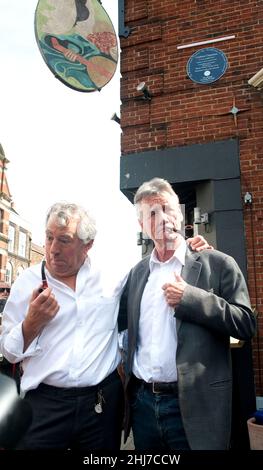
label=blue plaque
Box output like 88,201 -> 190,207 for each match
187,47 -> 228,84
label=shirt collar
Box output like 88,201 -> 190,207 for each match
149,238 -> 187,271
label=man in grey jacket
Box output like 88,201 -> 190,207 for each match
119,177 -> 256,451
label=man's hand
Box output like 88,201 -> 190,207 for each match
22,287 -> 59,352
162,274 -> 187,308
187,234 -> 213,252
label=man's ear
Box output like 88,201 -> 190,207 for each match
85,239 -> 94,253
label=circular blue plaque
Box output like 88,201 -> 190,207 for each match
186,47 -> 228,84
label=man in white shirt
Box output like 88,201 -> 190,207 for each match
1,202 -> 125,450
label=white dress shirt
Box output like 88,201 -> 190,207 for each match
0,256 -> 127,393
133,239 -> 187,383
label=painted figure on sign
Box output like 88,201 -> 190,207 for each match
35,0 -> 118,92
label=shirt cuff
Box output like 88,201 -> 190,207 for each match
3,321 -> 42,362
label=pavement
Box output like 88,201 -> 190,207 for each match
121,431 -> 135,450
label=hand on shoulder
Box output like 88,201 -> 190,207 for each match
187,235 -> 214,252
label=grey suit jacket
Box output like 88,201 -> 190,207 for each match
119,247 -> 256,450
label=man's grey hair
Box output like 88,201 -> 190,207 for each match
134,177 -> 181,220
46,202 -> 97,244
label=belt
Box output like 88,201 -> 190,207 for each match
132,375 -> 178,395
36,369 -> 119,397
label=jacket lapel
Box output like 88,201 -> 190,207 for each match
176,248 -> 202,334
181,249 -> 202,285
129,258 -> 150,348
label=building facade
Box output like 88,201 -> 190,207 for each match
0,145 -> 11,283
119,0 -> 263,447
0,144 -> 43,283
30,242 -> 44,266
7,207 -> 32,283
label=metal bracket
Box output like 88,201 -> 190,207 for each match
118,0 -> 131,37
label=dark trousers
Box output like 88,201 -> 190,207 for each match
130,379 -> 190,451
17,369 -> 124,450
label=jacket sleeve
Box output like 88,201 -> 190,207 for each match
175,252 -> 256,341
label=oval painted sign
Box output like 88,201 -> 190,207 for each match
35,0 -> 118,92
186,47 -> 228,84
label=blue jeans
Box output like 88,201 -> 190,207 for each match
130,382 -> 190,451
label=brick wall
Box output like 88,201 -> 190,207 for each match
120,0 -> 263,394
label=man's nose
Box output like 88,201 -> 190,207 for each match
50,239 -> 60,253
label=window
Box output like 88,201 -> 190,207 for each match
0,209 -> 4,233
8,225 -> 15,252
18,231 -> 27,258
16,266 -> 24,277
5,261 -> 13,284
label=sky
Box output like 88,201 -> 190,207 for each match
0,0 -> 141,274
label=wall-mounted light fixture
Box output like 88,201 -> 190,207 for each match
111,113 -> 120,124
248,68 -> 263,89
193,207 -> 201,224
200,213 -> 209,224
244,192 -> 252,204
194,207 -> 209,225
136,82 -> 152,101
